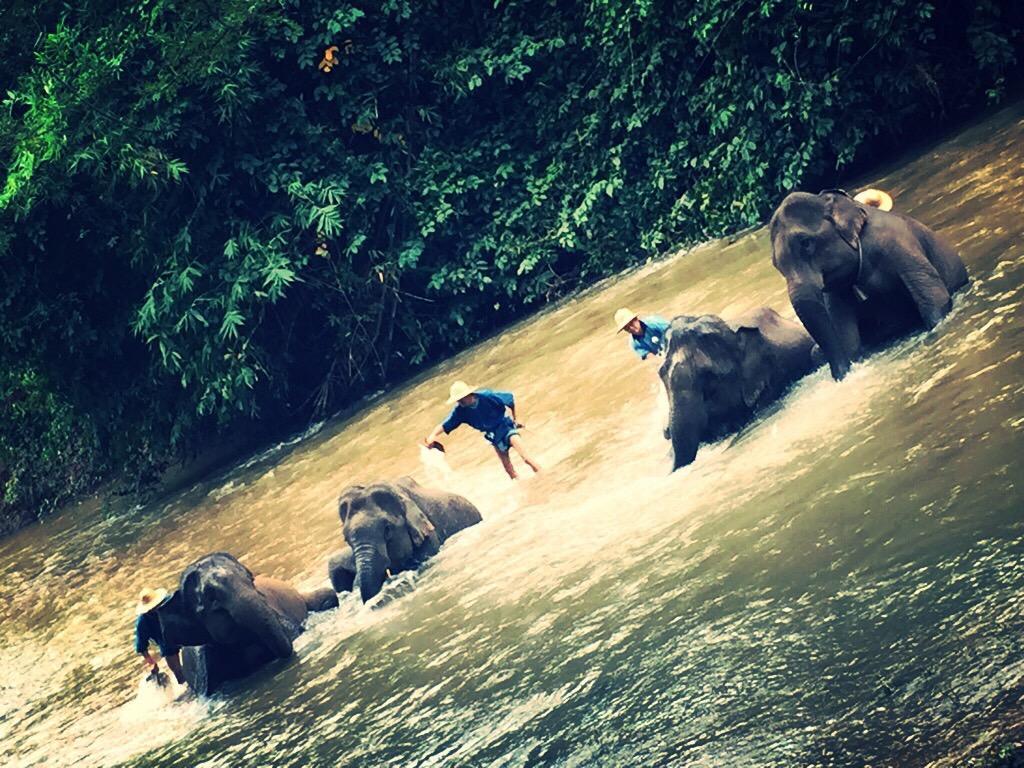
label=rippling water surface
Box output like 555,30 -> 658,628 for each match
2,107 -> 1023,768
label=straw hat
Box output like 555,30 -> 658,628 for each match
853,188 -> 894,212
614,308 -> 638,333
136,587 -> 169,616
446,380 -> 479,405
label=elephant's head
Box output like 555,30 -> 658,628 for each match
659,315 -> 753,470
159,552 -> 294,659
770,190 -> 867,379
338,484 -> 437,602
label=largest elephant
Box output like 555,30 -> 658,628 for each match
659,308 -> 820,470
155,552 -> 338,694
327,477 -> 482,602
770,189 -> 968,380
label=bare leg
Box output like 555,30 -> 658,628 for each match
164,650 -> 186,685
509,434 -> 541,473
494,446 -> 518,479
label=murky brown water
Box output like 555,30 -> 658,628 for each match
1,106 -> 1022,768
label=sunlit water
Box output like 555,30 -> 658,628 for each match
2,107 -> 1023,768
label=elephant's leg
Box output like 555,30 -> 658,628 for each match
328,547 -> 357,593
824,292 -> 861,361
181,645 -> 213,696
911,219 -> 969,291
302,586 -> 339,612
890,243 -> 954,329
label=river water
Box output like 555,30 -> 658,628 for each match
2,106 -> 1023,768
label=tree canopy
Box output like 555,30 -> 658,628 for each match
1,0 -> 1021,524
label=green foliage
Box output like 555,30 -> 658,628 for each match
0,0 -> 1021,518
0,366 -> 101,524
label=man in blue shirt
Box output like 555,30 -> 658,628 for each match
424,381 -> 541,479
615,308 -> 670,360
134,587 -> 185,684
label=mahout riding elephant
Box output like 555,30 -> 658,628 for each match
327,476 -> 482,603
770,189 -> 968,380
660,308 -> 819,470
155,552 -> 338,694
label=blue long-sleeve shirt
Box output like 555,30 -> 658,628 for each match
442,389 -> 515,434
630,316 -> 670,359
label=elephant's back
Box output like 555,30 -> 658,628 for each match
254,575 -> 309,626
401,481 -> 483,540
432,493 -> 483,540
445,494 -> 484,534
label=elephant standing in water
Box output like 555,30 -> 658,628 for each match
327,477 -> 482,602
770,189 -> 968,380
155,552 -> 338,695
660,308 -> 820,470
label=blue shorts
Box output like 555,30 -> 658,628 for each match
484,420 -> 519,453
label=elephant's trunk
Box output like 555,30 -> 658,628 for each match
788,281 -> 851,381
352,541 -> 389,603
668,391 -> 706,471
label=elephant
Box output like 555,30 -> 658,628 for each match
327,476 -> 482,603
770,189 -> 968,380
659,307 -> 820,470
155,552 -> 338,694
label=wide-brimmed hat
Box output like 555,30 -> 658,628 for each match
853,188 -> 894,212
614,308 -> 639,333
446,380 -> 479,405
136,587 -> 168,615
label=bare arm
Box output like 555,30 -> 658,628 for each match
498,392 -> 521,426
424,423 -> 447,445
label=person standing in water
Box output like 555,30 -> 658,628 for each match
134,587 -> 185,685
615,308 -> 670,361
423,381 -> 541,480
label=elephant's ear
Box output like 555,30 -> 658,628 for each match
367,485 -> 437,548
735,327 -> 773,409
823,192 -> 867,252
180,564 -> 203,612
337,485 -> 367,523
156,589 -> 212,646
402,499 -> 437,548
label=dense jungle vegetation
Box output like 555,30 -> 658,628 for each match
1,0 -> 1022,531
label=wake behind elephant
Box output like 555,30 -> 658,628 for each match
660,308 -> 820,469
770,189 -> 968,380
328,477 -> 482,602
155,552 -> 337,695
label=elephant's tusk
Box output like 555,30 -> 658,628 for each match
385,568 -> 393,579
